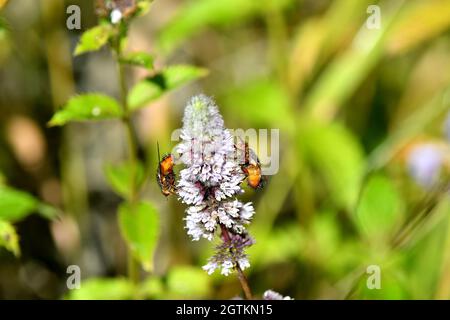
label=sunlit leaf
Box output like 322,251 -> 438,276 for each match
0,186 -> 56,222
355,174 -> 405,241
0,0 -> 7,10
289,0 -> 372,95
127,65 -> 208,110
104,161 -> 146,199
49,94 -> 122,126
118,201 -> 160,271
387,0 -> 450,56
120,51 -> 154,70
74,25 -> 113,56
66,278 -> 134,300
167,266 -> 211,298
303,2 -> 404,122
0,219 -> 20,256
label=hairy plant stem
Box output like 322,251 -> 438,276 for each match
220,224 -> 253,300
113,36 -> 140,287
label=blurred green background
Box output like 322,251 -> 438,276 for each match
0,0 -> 450,299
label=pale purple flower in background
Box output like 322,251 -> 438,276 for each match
263,289 -> 293,300
176,94 -> 255,275
408,144 -> 443,188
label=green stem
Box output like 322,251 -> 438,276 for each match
113,35 -> 140,286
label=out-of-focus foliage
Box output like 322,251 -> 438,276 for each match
104,161 -> 146,199
118,201 -> 160,271
120,51 -> 154,70
0,219 -> 20,256
49,94 -> 123,126
0,0 -> 449,300
74,24 -> 113,56
127,65 -> 208,110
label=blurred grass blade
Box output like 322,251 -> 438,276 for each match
127,65 -> 208,110
303,1 -> 404,122
387,0 -> 450,56
367,87 -> 450,171
289,0 -> 372,96
49,93 -> 123,126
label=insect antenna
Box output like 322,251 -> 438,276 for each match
157,141 -> 162,163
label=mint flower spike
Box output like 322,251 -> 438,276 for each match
176,94 -> 255,275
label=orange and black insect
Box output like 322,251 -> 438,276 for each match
156,142 -> 177,197
236,140 -> 266,190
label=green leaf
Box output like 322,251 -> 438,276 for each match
355,174 -> 405,241
66,278 -> 134,300
74,25 -> 113,56
120,52 -> 154,70
167,266 -> 211,299
0,219 -> 20,256
0,186 -> 38,222
127,65 -> 208,110
118,201 -> 160,271
49,94 -> 123,126
104,161 -> 146,199
298,121 -> 365,211
0,186 -> 57,222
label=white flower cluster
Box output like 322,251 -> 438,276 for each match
263,290 -> 293,300
176,94 -> 255,274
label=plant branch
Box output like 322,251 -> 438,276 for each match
220,224 -> 253,300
